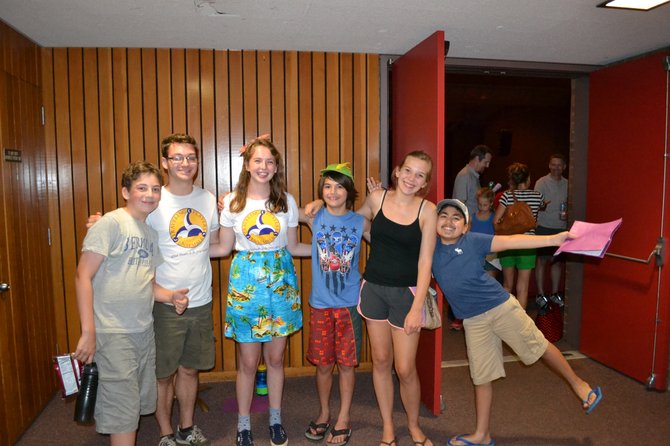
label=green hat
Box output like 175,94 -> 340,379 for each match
320,162 -> 353,180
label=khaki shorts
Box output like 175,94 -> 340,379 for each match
94,329 -> 157,434
153,302 -> 215,379
464,296 -> 548,385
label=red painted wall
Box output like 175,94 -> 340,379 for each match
582,51 -> 670,389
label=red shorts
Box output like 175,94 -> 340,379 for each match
306,306 -> 362,367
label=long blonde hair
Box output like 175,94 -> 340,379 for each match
229,137 -> 288,213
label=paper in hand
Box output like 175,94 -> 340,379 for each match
554,218 -> 622,258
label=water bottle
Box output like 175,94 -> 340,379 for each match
74,362 -> 98,424
255,363 -> 268,396
559,202 -> 568,221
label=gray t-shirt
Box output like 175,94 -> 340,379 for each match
535,174 -> 568,229
82,208 -> 163,333
453,165 -> 481,218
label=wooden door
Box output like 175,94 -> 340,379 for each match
0,71 -> 57,446
581,52 -> 670,389
390,31 -> 446,415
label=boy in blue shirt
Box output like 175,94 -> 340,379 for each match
431,199 -> 602,446
300,163 -> 369,446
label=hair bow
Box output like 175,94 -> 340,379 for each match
239,134 -> 271,156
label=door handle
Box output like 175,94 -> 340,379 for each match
0,283 -> 10,293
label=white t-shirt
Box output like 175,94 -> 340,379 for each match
219,192 -> 299,251
146,186 -> 219,308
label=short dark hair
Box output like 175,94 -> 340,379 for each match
549,153 -> 567,164
121,161 -> 162,189
160,133 -> 199,158
469,144 -> 492,161
317,171 -> 358,210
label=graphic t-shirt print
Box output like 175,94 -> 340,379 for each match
315,222 -> 360,292
169,208 -> 208,248
242,210 -> 280,245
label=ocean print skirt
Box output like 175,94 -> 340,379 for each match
224,248 -> 303,342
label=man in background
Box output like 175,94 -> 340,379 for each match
453,144 -> 493,218
534,153 -> 568,312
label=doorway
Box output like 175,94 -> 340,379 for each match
441,72 -> 574,362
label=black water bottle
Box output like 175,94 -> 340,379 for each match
74,362 -> 98,424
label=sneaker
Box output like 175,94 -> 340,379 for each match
158,435 -> 178,446
535,293 -> 549,313
549,293 -> 565,308
449,319 -> 463,331
176,425 -> 210,446
269,424 -> 288,446
236,429 -> 254,446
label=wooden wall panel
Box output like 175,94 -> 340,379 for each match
0,22 -> 55,446
83,48 -> 103,214
141,49 -> 159,167
42,47 -> 381,378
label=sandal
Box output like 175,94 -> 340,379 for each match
305,421 -> 331,442
413,437 -> 432,445
326,427 -> 352,446
380,439 -> 397,446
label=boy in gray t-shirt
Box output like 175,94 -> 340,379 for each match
73,161 -> 187,446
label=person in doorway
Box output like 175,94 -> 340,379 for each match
432,198 -> 602,446
493,162 -> 544,310
534,153 -> 569,312
453,145 -> 493,218
470,187 -> 498,278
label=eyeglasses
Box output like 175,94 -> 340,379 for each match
166,154 -> 198,164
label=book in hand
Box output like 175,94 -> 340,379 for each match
554,218 -> 623,258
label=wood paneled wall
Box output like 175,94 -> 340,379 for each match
0,21 -> 56,446
41,47 -> 380,377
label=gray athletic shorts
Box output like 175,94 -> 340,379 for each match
94,328 -> 157,434
358,280 -> 415,329
153,302 -> 216,379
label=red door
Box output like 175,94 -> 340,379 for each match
581,51 -> 670,389
391,31 -> 445,415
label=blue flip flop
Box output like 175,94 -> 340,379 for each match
448,435 -> 495,446
584,386 -> 603,414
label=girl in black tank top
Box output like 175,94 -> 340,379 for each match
354,151 -> 437,446
364,190 -> 425,287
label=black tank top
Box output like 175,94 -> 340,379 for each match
363,191 -> 424,287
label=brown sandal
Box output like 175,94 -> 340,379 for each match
380,439 -> 397,446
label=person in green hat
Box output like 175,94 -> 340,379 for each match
300,162 -> 369,446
